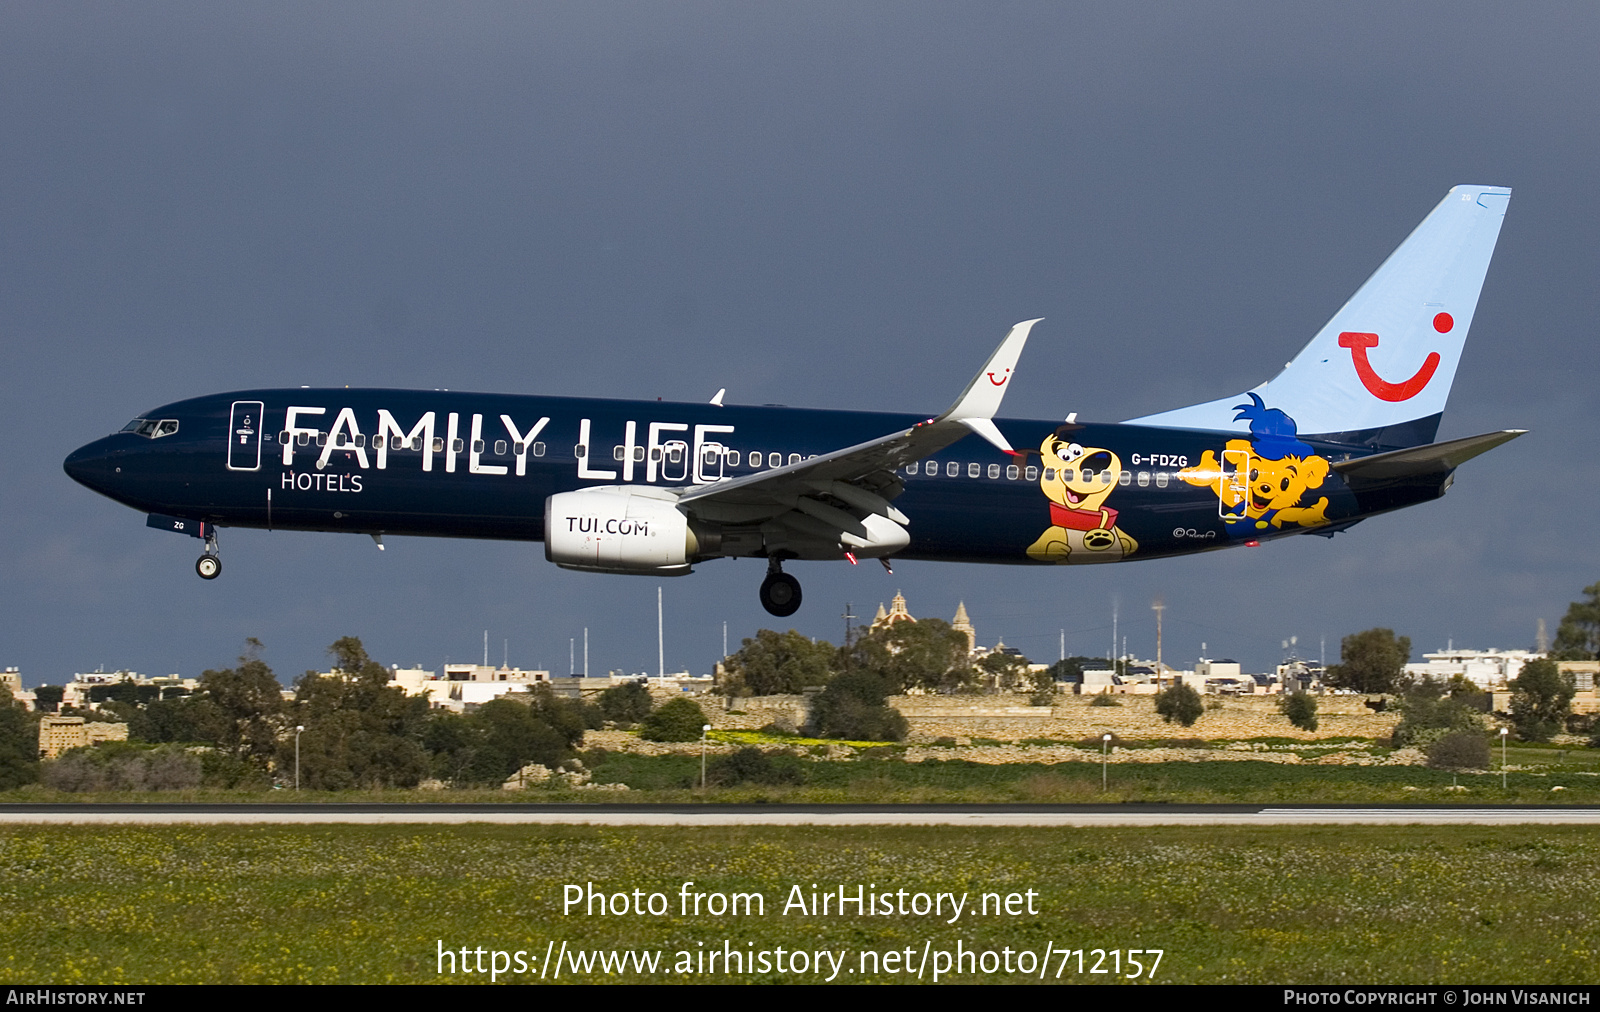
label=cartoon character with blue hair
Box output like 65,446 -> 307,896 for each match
1179,393 -> 1331,533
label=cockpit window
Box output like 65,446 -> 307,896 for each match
124,418 -> 179,439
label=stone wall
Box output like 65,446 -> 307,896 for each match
708,692 -> 1396,742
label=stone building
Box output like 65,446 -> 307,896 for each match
38,716 -> 128,759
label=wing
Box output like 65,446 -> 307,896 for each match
676,319 -> 1041,558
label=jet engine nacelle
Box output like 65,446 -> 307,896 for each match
544,486 -> 700,575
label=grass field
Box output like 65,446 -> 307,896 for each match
2,823 -> 1596,984
10,740 -> 1600,804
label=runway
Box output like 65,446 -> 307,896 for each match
3,803 -> 1600,826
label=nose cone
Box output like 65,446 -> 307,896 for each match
64,436 -> 124,497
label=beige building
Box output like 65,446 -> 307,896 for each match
385,664 -> 553,712
38,716 -> 128,759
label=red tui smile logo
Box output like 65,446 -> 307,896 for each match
1337,321 -> 1446,402
987,368 -> 1011,386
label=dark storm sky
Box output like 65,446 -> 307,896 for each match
3,3 -> 1595,684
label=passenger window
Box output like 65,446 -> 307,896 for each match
987,464 -> 1000,479
788,453 -> 801,466
1061,468 -> 1075,482
297,432 -> 310,446
532,441 -> 545,457
1138,471 -> 1150,487
473,440 -> 486,454
1043,468 -> 1056,481
1006,464 -> 1020,480
632,446 -> 645,461
906,464 -> 919,476
612,445 -> 625,461
512,441 -> 523,454
495,440 -> 507,455
1155,472 -> 1169,488
1025,465 -> 1038,481
668,446 -> 683,464
1100,470 -> 1112,486
924,461 -> 937,475
651,447 -> 663,462
769,452 -> 782,468
968,463 -> 981,478
355,434 -> 366,448
373,435 -> 386,450
1079,468 -> 1094,482
278,430 -> 290,444
946,462 -> 959,477
316,433 -> 327,446
452,439 -> 465,453
1118,471 -> 1130,486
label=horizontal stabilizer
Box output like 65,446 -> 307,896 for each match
1332,429 -> 1526,481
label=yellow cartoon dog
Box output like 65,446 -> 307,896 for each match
1027,434 -> 1138,563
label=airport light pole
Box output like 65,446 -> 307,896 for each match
1499,726 -> 1509,790
1101,733 -> 1112,792
700,724 -> 712,789
294,725 -> 304,791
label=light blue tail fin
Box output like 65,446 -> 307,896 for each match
1127,185 -> 1511,449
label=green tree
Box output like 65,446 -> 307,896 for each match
807,670 -> 908,741
843,619 -> 974,694
596,681 -> 654,724
1154,683 -> 1204,727
976,650 -> 1033,694
638,697 -> 709,742
466,697 -> 574,782
0,700 -> 39,790
719,629 -> 836,696
198,639 -> 286,764
1551,582 -> 1600,660
1324,628 -> 1411,694
33,686 -> 63,713
1390,678 -> 1486,748
127,694 -> 226,745
705,747 -> 804,787
1426,730 -> 1490,770
1282,691 -> 1319,731
280,637 -> 429,789
1044,657 -> 1103,686
1508,658 -> 1574,743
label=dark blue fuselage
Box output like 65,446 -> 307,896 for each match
64,389 -> 1447,570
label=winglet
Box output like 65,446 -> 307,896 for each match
938,319 -> 1040,452
943,319 -> 1040,421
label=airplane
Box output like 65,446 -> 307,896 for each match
65,185 -> 1522,618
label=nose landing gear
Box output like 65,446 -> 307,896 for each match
758,558 -> 801,617
195,529 -> 221,580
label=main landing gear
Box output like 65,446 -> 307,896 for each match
759,557 -> 801,617
195,529 -> 221,580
